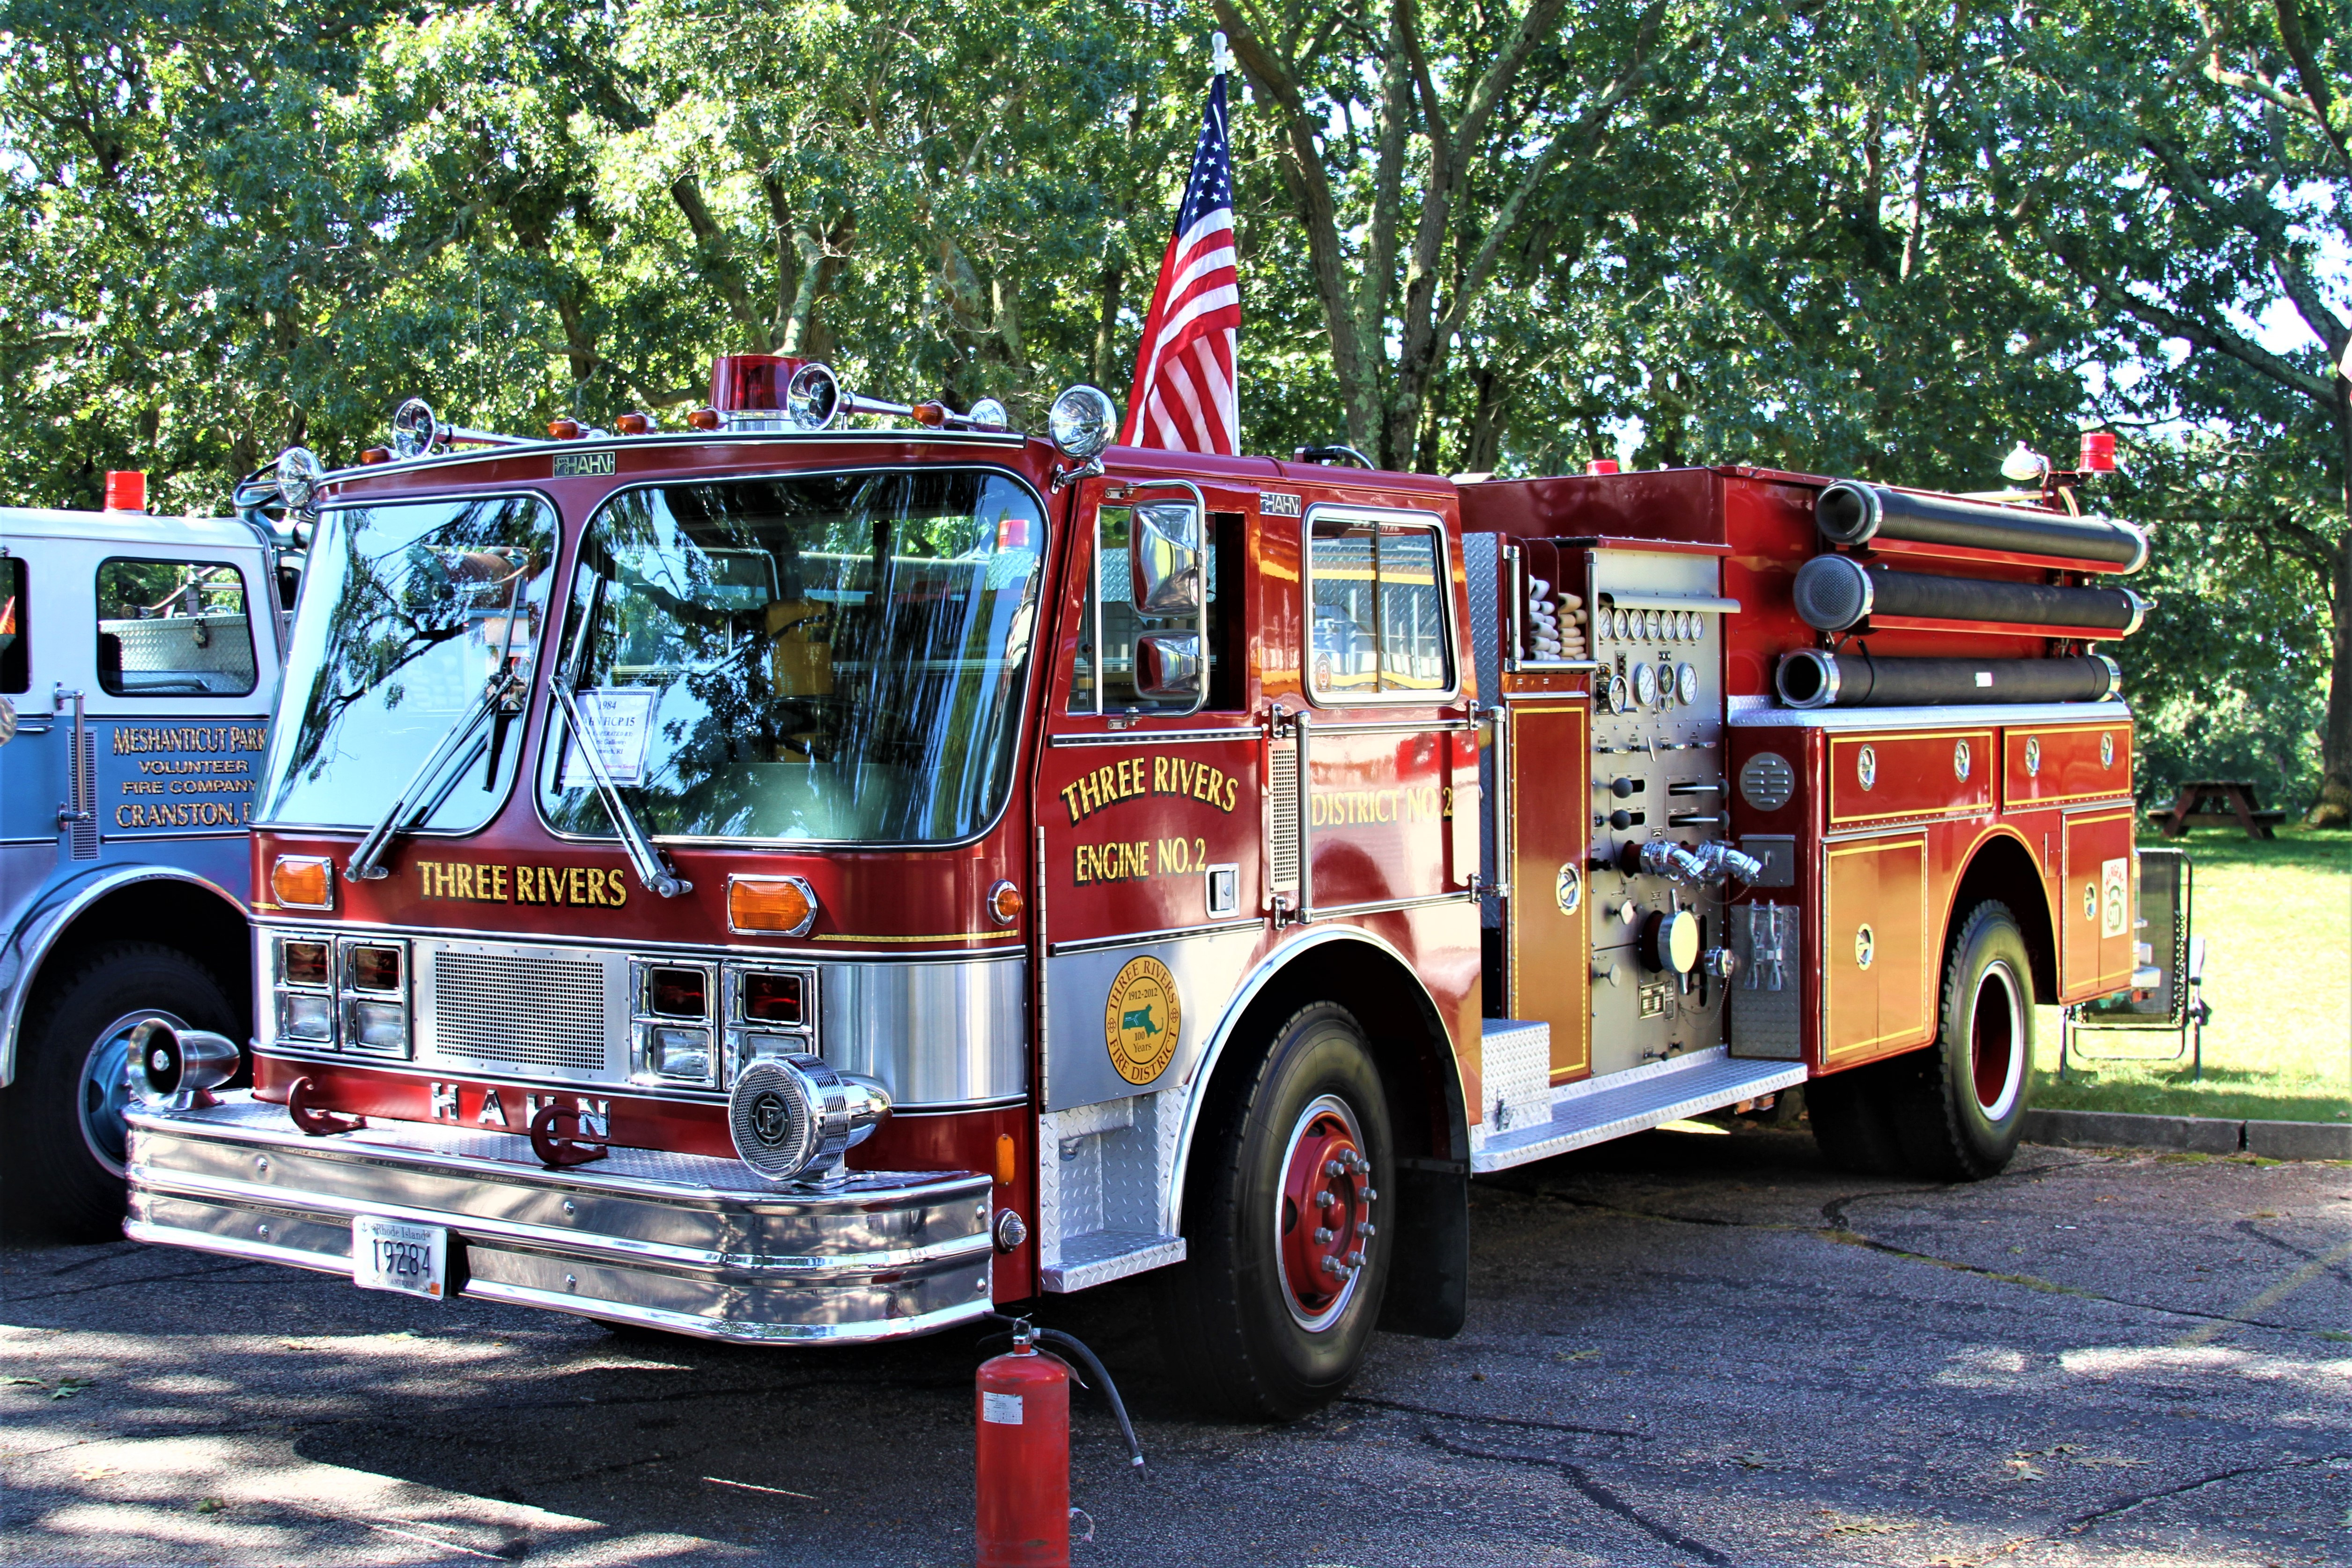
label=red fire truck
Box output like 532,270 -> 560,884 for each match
122,360 -> 2150,1418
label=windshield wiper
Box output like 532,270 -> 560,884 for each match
552,576 -> 691,899
346,667 -> 525,882
548,679 -> 691,898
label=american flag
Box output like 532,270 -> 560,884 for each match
1122,72 -> 1240,453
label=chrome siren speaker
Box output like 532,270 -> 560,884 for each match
728,1055 -> 890,1184
131,1018 -> 241,1107
784,362 -> 842,431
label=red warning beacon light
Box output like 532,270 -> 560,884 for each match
2079,431 -> 2117,473
975,1323 -> 1071,1568
103,470 -> 147,512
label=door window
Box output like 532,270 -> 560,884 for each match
95,559 -> 257,698
0,557 -> 26,693
1305,515 -> 1452,699
1069,507 -> 1240,714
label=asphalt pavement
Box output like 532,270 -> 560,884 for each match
5,1126 -> 2346,1567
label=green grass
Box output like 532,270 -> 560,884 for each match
2029,825 -> 2351,1124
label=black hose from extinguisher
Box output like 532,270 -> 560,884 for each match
984,1313 -> 1146,1472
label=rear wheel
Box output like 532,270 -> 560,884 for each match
1887,902 -> 2035,1179
1154,1002 -> 1391,1420
1807,902 -> 2035,1182
1,944 -> 235,1241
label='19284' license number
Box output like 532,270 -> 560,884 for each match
352,1216 -> 448,1300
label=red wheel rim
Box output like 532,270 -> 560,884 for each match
1276,1094 -> 1373,1330
1970,960 -> 2024,1119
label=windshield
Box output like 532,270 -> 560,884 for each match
539,470 -> 1045,844
260,496 -> 555,831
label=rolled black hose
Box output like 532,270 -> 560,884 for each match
1816,480 -> 2147,570
983,1314 -> 1146,1471
1776,648 -> 2121,708
1792,554 -> 2147,635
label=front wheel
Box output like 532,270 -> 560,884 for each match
1154,1002 -> 1392,1420
1,943 -> 236,1240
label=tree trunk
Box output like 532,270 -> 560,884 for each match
2313,378 -> 2352,825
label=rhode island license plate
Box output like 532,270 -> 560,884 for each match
352,1216 -> 447,1300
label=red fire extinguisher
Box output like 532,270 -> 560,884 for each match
975,1321 -> 1070,1568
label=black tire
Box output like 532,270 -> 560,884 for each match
1153,1002 -> 1393,1421
1882,901 -> 2035,1180
1805,1057 -> 1907,1176
1,943 -> 236,1241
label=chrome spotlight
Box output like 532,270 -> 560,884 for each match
966,397 -> 1010,432
274,446 -> 324,515
728,1054 -> 890,1185
131,1017 -> 241,1109
391,398 -> 441,459
785,363 -> 842,431
1048,385 -> 1117,460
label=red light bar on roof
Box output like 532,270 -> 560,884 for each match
708,354 -> 811,414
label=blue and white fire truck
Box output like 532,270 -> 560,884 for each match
0,493 -> 295,1236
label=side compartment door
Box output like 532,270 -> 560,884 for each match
1820,832 -> 1930,1068
1504,698 -> 1592,1082
2061,808 -> 2137,1000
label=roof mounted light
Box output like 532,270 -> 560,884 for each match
786,362 -> 842,431
389,395 -> 530,457
1999,442 -> 2050,485
391,397 -> 439,459
274,447 -> 324,514
967,398 -> 1010,432
1049,385 -> 1117,460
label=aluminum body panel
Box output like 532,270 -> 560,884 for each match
820,954 -> 1027,1106
124,1094 -> 994,1343
1726,695 -> 2130,731
1041,925 -> 1262,1112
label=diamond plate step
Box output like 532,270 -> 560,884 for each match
1469,1046 -> 1807,1172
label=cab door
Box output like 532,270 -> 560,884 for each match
1036,476 -> 1263,1115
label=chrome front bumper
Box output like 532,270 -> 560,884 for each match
124,1095 -> 995,1343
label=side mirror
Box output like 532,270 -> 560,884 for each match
1130,501 -> 1202,614
1133,633 -> 1203,701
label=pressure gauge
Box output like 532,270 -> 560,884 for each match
1633,662 -> 1659,708
1678,611 -> 1695,640
1608,673 -> 1630,712
1676,662 -> 1699,704
1644,608 -> 1661,641
1688,612 -> 1705,640
1611,608 -> 1628,640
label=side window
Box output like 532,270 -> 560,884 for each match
1306,516 -> 1452,699
1069,507 -> 1240,714
0,556 -> 27,694
96,559 -> 258,698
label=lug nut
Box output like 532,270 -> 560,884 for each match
1314,1226 -> 1335,1244
1324,1159 -> 1345,1178
1360,1186 -> 1378,1203
1345,1250 -> 1365,1266
1359,1222 -> 1377,1237
1321,1256 -> 1343,1276
1315,1190 -> 1336,1210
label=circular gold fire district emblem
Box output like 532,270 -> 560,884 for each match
1104,956 -> 1181,1086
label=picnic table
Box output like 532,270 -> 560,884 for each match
2148,779 -> 2284,841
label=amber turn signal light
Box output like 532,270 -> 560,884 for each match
548,417 -> 583,440
271,856 -> 335,910
359,447 -> 392,465
728,875 -> 819,936
986,879 -> 1024,927
686,406 -> 723,432
616,412 -> 655,435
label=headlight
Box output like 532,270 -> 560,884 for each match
648,1026 -> 712,1081
1048,385 -> 1117,459
347,1000 -> 407,1052
728,1055 -> 890,1185
275,446 -> 324,513
279,993 -> 335,1042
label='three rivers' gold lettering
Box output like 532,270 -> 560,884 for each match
416,861 -> 630,908
1061,754 -> 1240,825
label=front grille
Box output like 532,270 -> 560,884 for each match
431,950 -> 608,1072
